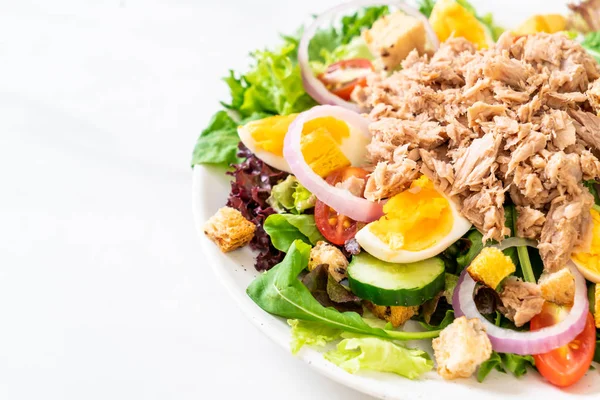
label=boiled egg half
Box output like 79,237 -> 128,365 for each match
571,208 -> 600,283
355,176 -> 472,263
238,113 -> 370,176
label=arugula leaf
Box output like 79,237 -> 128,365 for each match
246,241 -> 442,341
324,334 -> 433,379
263,214 -> 324,252
288,319 -> 341,354
582,32 -> 600,64
191,111 -> 267,166
584,180 -> 600,206
267,176 -> 316,214
477,351 -> 535,382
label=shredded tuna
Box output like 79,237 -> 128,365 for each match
362,32 -> 600,269
498,277 -> 545,327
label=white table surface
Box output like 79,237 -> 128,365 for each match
0,1 -> 567,399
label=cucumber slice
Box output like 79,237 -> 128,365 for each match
348,253 -> 445,306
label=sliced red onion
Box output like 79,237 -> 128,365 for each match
453,261 -> 589,355
283,105 -> 384,222
299,0 -> 439,111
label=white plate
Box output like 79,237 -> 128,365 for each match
192,1 -> 600,396
193,165 -> 599,399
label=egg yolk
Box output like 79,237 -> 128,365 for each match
513,14 -> 567,35
245,114 -> 351,177
429,0 -> 489,49
572,209 -> 600,274
369,176 -> 454,252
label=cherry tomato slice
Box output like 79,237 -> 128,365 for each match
530,302 -> 596,387
314,167 -> 369,245
318,59 -> 374,101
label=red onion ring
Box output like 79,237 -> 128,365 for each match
298,0 -> 439,111
283,105 -> 384,222
453,259 -> 589,355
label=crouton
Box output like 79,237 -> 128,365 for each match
467,247 -> 516,289
432,316 -> 492,380
365,301 -> 418,328
595,284 -> 600,329
538,268 -> 575,306
203,207 -> 255,253
308,241 -> 349,282
362,12 -> 426,71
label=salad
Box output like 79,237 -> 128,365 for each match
194,0 -> 600,388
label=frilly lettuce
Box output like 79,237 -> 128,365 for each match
324,334 -> 434,379
267,175 -> 316,214
288,319 -> 341,354
288,320 -> 434,379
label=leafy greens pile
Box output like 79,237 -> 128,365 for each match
191,6 -> 389,168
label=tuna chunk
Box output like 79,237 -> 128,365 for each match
364,155 -> 420,201
541,110 -> 576,150
587,79 -> 600,112
544,152 -> 582,195
570,110 -> 600,151
507,131 -> 547,174
460,180 -> 507,242
452,132 -> 502,195
466,102 -> 506,129
516,206 -> 546,239
498,277 -> 545,327
482,56 -> 532,89
539,191 -> 594,272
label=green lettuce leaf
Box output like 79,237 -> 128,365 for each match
310,37 -> 374,75
324,334 -> 433,379
308,6 -> 388,63
267,176 -> 316,214
582,32 -> 600,63
477,351 -> 505,382
246,241 -> 442,341
263,214 -> 324,252
288,319 -> 342,354
191,111 -> 267,166
477,351 -> 535,382
417,0 -> 436,17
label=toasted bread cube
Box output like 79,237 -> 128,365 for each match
362,12 -> 426,71
538,268 -> 575,306
204,207 -> 255,253
467,247 -> 516,289
308,241 -> 349,282
432,316 -> 492,380
365,301 -> 418,328
595,284 -> 600,329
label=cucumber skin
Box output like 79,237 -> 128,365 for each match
348,264 -> 445,307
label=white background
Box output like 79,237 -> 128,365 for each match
0,1 -> 568,399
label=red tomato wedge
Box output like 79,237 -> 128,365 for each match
530,302 -> 596,387
317,59 -> 374,101
314,167 -> 369,245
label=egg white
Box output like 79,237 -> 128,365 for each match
571,258 -> 600,283
237,119 -> 371,173
238,125 -> 292,173
355,197 -> 472,264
